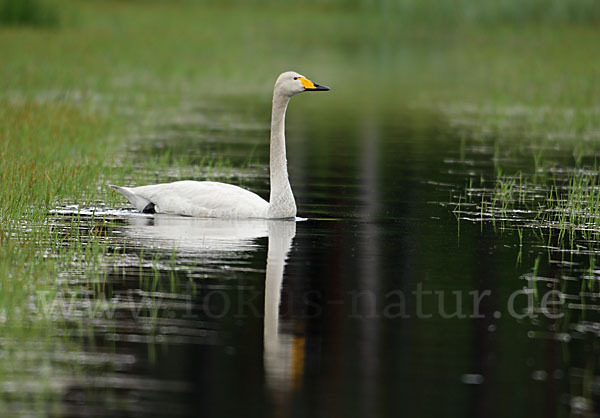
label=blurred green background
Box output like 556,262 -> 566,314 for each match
2,0 -> 599,116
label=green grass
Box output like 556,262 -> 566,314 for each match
0,99 -> 120,412
0,0 -> 58,27
209,0 -> 600,24
0,101 -> 108,217
454,166 -> 600,250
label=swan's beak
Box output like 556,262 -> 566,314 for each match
299,77 -> 330,92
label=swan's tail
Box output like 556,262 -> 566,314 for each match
109,185 -> 151,212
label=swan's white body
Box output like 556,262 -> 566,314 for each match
111,71 -> 329,219
111,181 -> 270,218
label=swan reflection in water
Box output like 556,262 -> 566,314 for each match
121,215 -> 303,395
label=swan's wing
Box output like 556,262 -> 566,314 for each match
112,181 -> 269,218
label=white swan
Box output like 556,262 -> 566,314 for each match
110,71 -> 329,219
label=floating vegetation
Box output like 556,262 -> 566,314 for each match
454,166 -> 600,249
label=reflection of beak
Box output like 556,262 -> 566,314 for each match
299,77 -> 330,91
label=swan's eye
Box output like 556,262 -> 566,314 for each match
293,77 -> 298,80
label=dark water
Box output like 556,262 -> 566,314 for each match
43,100 -> 600,417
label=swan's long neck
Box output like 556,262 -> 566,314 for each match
268,93 -> 296,218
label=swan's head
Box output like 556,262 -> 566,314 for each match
274,71 -> 330,97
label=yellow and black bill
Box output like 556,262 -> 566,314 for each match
298,77 -> 330,91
